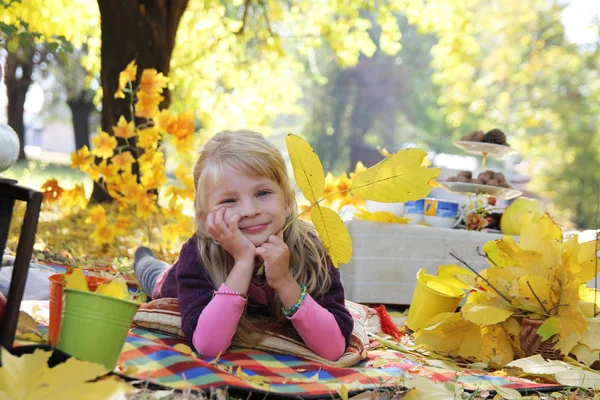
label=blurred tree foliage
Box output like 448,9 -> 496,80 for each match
400,0 -> 600,228
302,15 -> 449,173
3,0 -> 600,228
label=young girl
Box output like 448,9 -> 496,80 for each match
134,130 -> 353,361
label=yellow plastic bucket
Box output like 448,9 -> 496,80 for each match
406,269 -> 465,331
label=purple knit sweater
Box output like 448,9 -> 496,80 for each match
158,235 -> 354,347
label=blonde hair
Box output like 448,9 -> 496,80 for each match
192,130 -> 332,338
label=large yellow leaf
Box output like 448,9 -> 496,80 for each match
354,209 -> 411,224
436,264 -> 475,291
482,239 -> 516,268
518,213 -> 562,278
96,277 -> 130,300
310,206 -> 352,267
457,324 -> 514,368
576,240 -> 600,283
555,369 -> 600,389
460,303 -> 514,326
348,148 -> 440,202
64,268 -> 89,292
413,313 -> 472,354
517,275 -> 553,311
286,134 -> 325,204
571,344 -> 600,367
0,347 -> 133,399
403,376 -> 457,400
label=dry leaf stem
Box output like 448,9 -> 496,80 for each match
447,250 -> 513,305
525,281 -> 548,313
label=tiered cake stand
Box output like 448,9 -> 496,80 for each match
437,141 -> 523,201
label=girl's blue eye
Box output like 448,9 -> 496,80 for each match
257,190 -> 271,197
220,199 -> 236,204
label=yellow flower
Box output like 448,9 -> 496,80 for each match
114,60 -> 137,99
115,216 -> 135,235
137,126 -> 161,149
70,146 -> 93,171
171,135 -> 195,154
138,149 -> 164,173
135,90 -> 164,119
157,110 -> 195,140
41,179 -> 64,204
60,184 -> 88,209
85,205 -> 107,225
91,223 -> 116,245
118,171 -> 145,199
174,164 -> 194,191
113,116 -> 135,139
139,69 -> 169,94
111,151 -> 135,172
141,168 -> 167,190
136,193 -> 158,219
91,131 -> 118,159
161,223 -> 183,244
377,146 -> 391,158
96,159 -> 120,183
349,161 -> 367,179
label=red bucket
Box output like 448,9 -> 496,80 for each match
48,272 -> 109,347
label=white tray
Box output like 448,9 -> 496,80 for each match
454,141 -> 518,157
438,181 -> 523,200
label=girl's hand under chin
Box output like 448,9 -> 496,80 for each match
256,234 -> 293,291
206,207 -> 256,263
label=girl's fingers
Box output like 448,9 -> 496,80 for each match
227,213 -> 241,230
268,234 -> 283,245
214,207 -> 227,231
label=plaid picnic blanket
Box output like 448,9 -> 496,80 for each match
119,328 -> 562,397
16,300 -> 562,397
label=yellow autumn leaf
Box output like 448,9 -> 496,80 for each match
413,312 -> 472,354
517,275 -> 553,311
0,347 -> 133,399
457,324 -> 514,368
64,268 -> 89,292
436,264 -> 475,291
482,239 -> 516,268
15,311 -> 44,343
348,148 -> 440,203
337,384 -> 349,400
460,303 -> 514,326
571,344 -> 600,367
95,277 -> 130,300
286,133 -> 325,204
575,240 -> 600,283
507,354 -> 571,375
173,343 -> 197,357
403,376 -> 457,400
555,368 -> 600,389
354,209 -> 411,224
310,206 -> 352,267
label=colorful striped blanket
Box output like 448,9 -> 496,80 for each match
16,300 -> 562,397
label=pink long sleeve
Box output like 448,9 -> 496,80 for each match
288,294 -> 347,361
192,283 -> 247,357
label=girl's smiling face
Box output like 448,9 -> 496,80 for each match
205,167 -> 291,246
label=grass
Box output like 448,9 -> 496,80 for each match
2,158 -> 92,193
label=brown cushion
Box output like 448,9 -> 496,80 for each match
133,298 -> 375,367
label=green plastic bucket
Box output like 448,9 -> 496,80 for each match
57,287 -> 140,370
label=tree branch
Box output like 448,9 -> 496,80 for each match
236,0 -> 252,35
448,250 -> 513,305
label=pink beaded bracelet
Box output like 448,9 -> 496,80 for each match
212,290 -> 248,299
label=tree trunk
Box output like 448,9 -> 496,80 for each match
5,51 -> 34,161
92,0 -> 189,203
67,96 -> 93,150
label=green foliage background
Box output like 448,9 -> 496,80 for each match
2,0 -> 600,229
